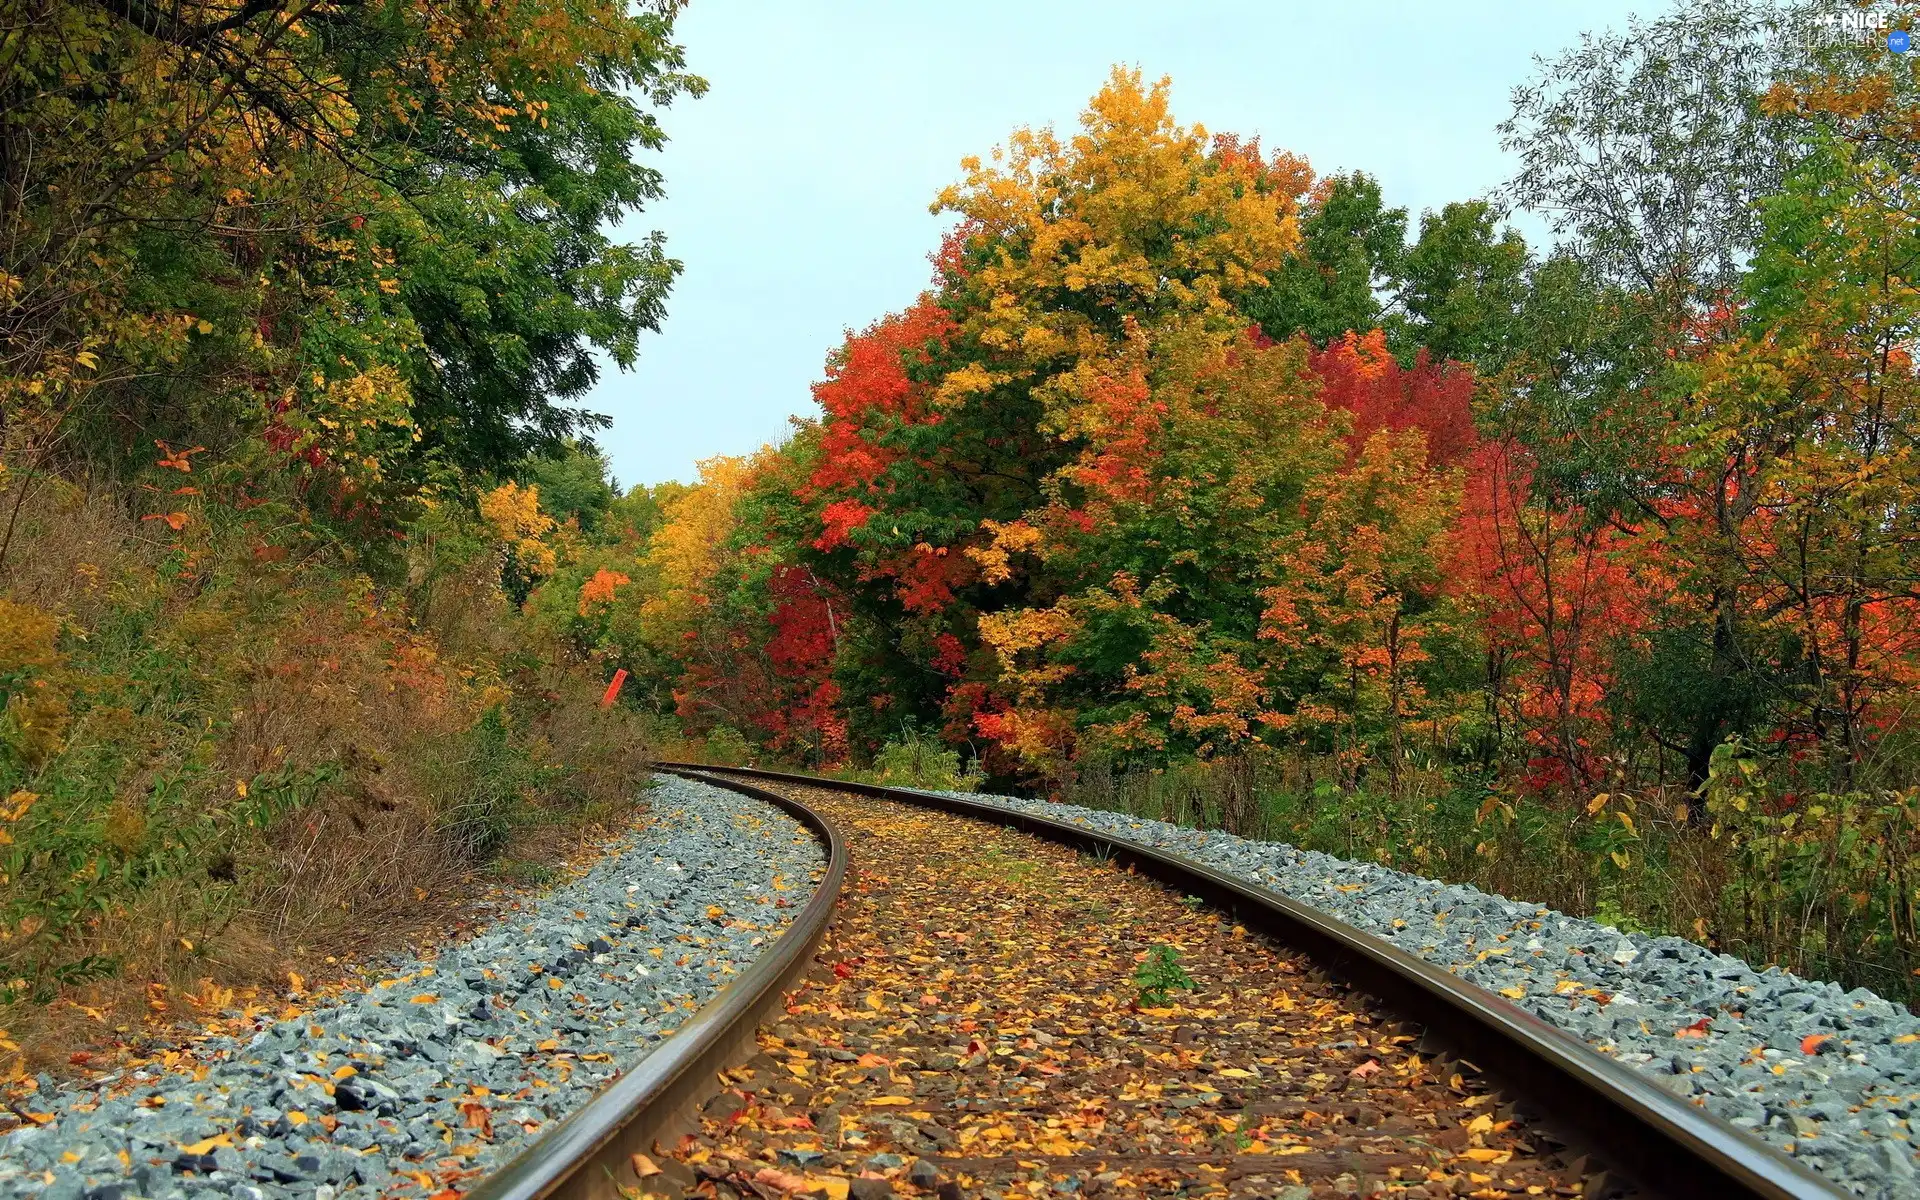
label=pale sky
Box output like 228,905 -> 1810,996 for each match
588,0 -> 1654,488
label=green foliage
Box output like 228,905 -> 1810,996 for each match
1497,0 -> 1808,308
703,726 -> 752,767
1702,741 -> 1920,991
1134,944 -> 1197,1007
528,443 -> 618,533
1397,201 -> 1530,368
430,706 -> 540,861
1243,172 -> 1407,346
870,729 -> 983,791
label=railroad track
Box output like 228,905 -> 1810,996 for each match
466,764 -> 1844,1200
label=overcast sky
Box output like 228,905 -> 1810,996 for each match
586,0 -> 1653,488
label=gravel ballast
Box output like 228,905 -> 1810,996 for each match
930,786 -> 1920,1198
0,774 -> 823,1200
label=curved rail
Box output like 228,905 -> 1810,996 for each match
655,761 -> 1843,1200
464,775 -> 848,1200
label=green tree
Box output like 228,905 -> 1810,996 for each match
1397,201 -> 1529,369
1243,172 -> 1407,346
529,442 -> 617,533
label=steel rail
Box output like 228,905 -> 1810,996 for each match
463,774 -> 848,1200
655,760 -> 1844,1200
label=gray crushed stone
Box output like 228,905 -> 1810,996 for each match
927,787 -> 1920,1198
0,774 -> 823,1200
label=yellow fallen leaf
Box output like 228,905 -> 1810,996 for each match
1216,1067 -> 1253,1079
1499,986 -> 1525,999
1462,1148 -> 1511,1163
536,1038 -> 559,1052
1468,1113 -> 1493,1133
865,991 -> 885,1011
807,1176 -> 850,1200
331,1065 -> 357,1080
409,993 -> 438,1004
178,1133 -> 233,1156
863,1096 -> 913,1106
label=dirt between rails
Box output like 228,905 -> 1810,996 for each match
640,784 -> 1591,1200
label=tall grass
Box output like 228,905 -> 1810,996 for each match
1060,747 -> 1920,1007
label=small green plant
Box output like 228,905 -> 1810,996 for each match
1134,943 -> 1197,1006
1179,894 -> 1206,910
494,858 -> 557,886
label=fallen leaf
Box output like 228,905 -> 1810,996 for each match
808,1176 -> 850,1200
753,1167 -> 814,1193
1675,1017 -> 1712,1039
1800,1033 -> 1831,1055
177,1133 -> 232,1156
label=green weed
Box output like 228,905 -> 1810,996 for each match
1134,943 -> 1197,1007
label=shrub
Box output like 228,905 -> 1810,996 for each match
703,725 -> 751,766
871,729 -> 983,791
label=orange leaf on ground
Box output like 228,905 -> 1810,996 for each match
1675,1017 -> 1712,1039
1801,1033 -> 1832,1055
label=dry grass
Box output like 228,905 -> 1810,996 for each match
0,478 -> 654,1077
